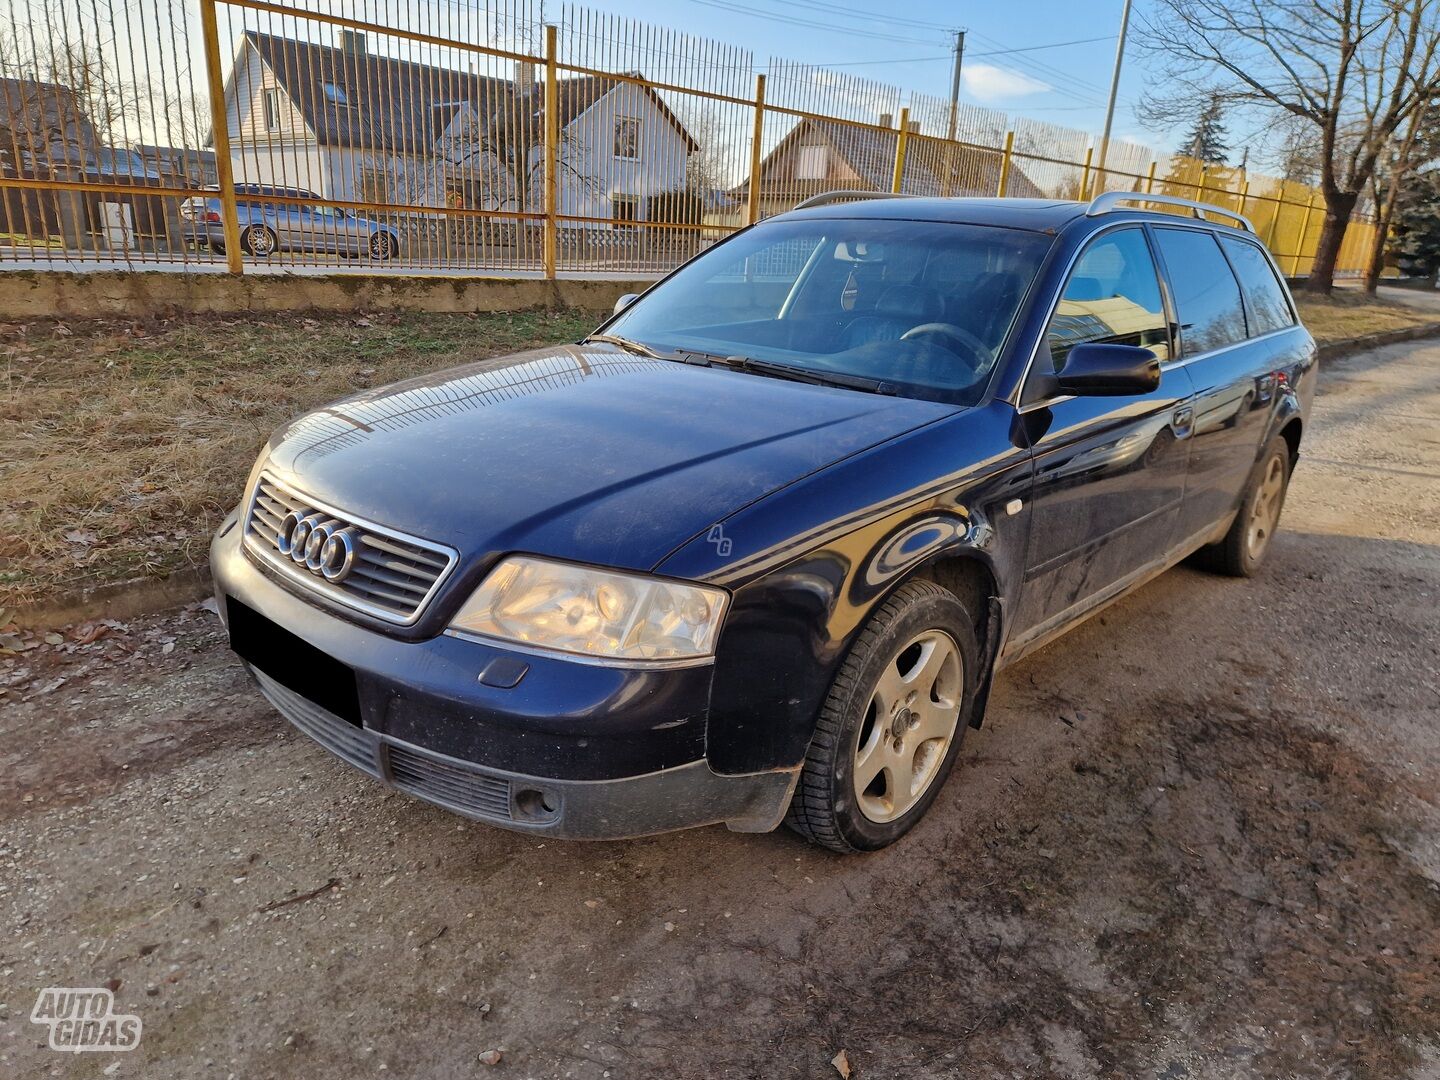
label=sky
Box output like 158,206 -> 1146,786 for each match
580,0 -> 1167,149
0,0 -> 1179,156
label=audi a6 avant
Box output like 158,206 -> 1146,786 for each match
212,191 -> 1314,852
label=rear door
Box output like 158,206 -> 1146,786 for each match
1010,225 -> 1194,644
1150,227 -> 1298,542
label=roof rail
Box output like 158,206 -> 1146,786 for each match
791,190 -> 922,210
1086,190 -> 1255,233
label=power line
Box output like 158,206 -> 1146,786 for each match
970,35 -> 1114,57
968,28 -> 1139,107
770,0 -> 955,32
798,53 -> 955,66
681,0 -> 938,46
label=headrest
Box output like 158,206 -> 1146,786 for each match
875,284 -> 940,319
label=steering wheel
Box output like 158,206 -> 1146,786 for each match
900,322 -> 993,370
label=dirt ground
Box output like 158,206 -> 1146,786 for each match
2,337 -> 1438,1079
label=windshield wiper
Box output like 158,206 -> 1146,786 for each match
706,353 -> 897,395
584,334 -> 719,367
584,333 -> 665,359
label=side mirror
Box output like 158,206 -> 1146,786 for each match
1056,343 -> 1160,396
614,292 -> 639,315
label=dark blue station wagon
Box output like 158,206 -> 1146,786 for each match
211,192 -> 1315,852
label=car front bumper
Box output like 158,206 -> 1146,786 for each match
210,514 -> 796,839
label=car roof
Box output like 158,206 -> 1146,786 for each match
772,197 -> 1087,232
770,195 -> 1257,238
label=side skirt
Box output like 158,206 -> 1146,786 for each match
996,512 -> 1236,672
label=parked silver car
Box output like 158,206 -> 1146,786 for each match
181,186 -> 400,260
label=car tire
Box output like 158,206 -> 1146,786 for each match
785,578 -> 978,853
208,241 -> 226,256
241,225 -> 277,258
1195,433 -> 1292,577
369,232 -> 396,260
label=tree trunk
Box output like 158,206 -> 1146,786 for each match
1303,189 -> 1360,295
1361,201 -> 1394,294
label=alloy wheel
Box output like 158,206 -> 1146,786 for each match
853,629 -> 963,823
1246,453 -> 1285,560
245,226 -> 274,257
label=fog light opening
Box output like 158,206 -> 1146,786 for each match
514,788 -> 559,822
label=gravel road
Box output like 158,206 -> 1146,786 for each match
3,338 -> 1438,1079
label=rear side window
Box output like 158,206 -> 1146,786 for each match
1045,227 -> 1170,371
1220,237 -> 1295,335
1153,228 -> 1247,356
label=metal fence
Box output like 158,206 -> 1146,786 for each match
0,0 -> 1378,278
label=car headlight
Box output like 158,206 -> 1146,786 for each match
449,556 -> 728,664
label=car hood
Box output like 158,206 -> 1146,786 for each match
261,343 -> 956,573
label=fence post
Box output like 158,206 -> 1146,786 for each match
996,130 -> 1014,197
891,108 -> 910,194
1145,160 -> 1157,194
542,24 -> 559,279
1079,145 -> 1094,201
1238,178 -> 1249,219
1197,164 -> 1208,202
747,74 -> 766,225
198,0 -> 242,274
1264,190 -> 1282,249
1292,191 -> 1318,277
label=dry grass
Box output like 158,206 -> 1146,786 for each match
1294,290 -> 1439,343
0,309 -> 601,611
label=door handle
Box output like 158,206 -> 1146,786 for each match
1171,404 -> 1194,437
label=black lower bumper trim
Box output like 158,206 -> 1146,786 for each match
250,665 -> 798,839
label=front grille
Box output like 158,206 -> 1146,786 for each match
244,473 -> 457,624
251,666 -> 380,777
251,664 -> 516,824
389,746 -> 513,821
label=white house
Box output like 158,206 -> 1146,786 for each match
219,29 -> 698,227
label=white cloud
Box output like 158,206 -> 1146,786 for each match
962,64 -> 1052,102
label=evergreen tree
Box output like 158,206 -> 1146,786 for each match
1388,169 -> 1440,281
1181,95 -> 1230,165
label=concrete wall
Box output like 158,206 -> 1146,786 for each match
0,271 -> 654,319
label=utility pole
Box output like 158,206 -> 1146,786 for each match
946,29 -> 965,144
941,29 -> 965,196
1095,0 -> 1132,188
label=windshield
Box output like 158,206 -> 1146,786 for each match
604,217 -> 1052,403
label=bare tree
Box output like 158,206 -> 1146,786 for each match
676,106 -> 736,194
1271,117 -> 1323,183
1139,0 -> 1440,293
426,85 -> 599,215
1362,100 -> 1438,288
0,12 -> 144,168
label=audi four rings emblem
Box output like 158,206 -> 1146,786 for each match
276,510 -> 358,583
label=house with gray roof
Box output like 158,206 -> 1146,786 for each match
219,29 -> 698,226
730,114 -> 1045,220
0,77 -> 101,172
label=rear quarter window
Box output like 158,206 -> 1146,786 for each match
1153,228 -> 1248,356
1220,236 -> 1296,335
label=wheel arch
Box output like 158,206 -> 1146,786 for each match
912,552 -> 999,656
1279,415 -> 1303,468
908,546 -> 1008,729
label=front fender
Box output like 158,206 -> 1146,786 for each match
658,402 -> 1031,775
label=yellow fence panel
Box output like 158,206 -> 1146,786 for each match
0,0 -> 1379,279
